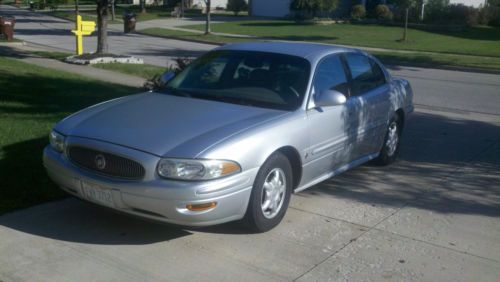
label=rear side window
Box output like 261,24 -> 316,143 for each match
345,53 -> 386,95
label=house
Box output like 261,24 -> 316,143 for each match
193,0 -> 228,9
449,0 -> 487,7
131,0 -> 228,9
248,0 -> 351,18
248,0 -> 488,18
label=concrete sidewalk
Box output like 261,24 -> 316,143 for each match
127,17 -> 256,38
0,44 -> 145,87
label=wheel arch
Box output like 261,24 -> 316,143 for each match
275,146 -> 302,190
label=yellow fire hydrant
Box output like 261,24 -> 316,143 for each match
71,15 -> 96,55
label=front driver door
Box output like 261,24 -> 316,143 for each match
305,54 -> 356,179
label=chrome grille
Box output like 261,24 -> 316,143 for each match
68,146 -> 145,180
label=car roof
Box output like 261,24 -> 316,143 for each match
216,41 -> 361,61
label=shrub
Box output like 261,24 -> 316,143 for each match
144,57 -> 193,91
374,4 -> 393,20
226,0 -> 248,15
448,4 -> 478,26
351,4 -> 366,19
424,0 -> 450,22
290,0 -> 338,20
477,5 -> 492,25
425,1 -> 481,26
47,0 -> 63,10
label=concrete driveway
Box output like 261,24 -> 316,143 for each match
1,5 -> 500,281
1,105 -> 499,281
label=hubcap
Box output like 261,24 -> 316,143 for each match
261,168 -> 286,219
386,121 -> 399,156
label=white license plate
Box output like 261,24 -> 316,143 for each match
81,181 -> 114,207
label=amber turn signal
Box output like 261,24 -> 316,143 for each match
186,202 -> 217,212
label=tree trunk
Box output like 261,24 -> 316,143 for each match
96,0 -> 109,54
140,0 -> 146,13
111,0 -> 115,21
205,0 -> 211,34
181,0 -> 185,18
403,7 -> 409,42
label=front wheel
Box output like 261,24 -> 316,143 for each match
376,115 -> 402,165
244,152 -> 292,233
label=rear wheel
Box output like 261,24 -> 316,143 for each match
245,152 -> 292,232
376,114 -> 402,165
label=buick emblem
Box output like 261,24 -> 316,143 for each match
94,154 -> 106,170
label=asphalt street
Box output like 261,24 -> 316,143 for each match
1,5 -> 500,281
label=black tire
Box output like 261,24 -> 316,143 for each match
376,114 -> 402,165
244,152 -> 293,233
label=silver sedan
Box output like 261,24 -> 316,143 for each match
43,42 -> 413,232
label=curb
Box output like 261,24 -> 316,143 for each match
135,30 -> 224,47
0,41 -> 26,47
385,62 -> 500,75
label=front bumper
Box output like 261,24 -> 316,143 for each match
43,138 -> 258,226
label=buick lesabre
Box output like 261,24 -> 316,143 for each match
43,42 -> 413,232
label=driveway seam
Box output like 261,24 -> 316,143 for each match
372,227 -> 500,263
293,132 -> 499,280
292,202 -> 406,281
289,206 -> 371,229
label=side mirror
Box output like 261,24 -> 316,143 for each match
314,90 -> 347,107
160,71 -> 176,85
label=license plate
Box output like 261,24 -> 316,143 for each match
81,181 -> 114,207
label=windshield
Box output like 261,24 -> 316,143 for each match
161,50 -> 311,111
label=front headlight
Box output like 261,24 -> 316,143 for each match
157,158 -> 241,180
49,130 -> 65,153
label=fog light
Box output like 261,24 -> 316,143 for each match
186,202 -> 217,212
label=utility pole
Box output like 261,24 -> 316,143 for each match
75,0 -> 79,53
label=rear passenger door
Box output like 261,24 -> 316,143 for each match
343,53 -> 391,158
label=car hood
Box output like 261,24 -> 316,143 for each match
55,92 -> 288,157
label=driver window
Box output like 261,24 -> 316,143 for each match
313,55 -> 349,96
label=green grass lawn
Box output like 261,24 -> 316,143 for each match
168,21 -> 500,58
0,56 -> 136,214
92,62 -> 165,79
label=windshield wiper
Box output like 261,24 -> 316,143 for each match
210,95 -> 259,108
161,87 -> 193,98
